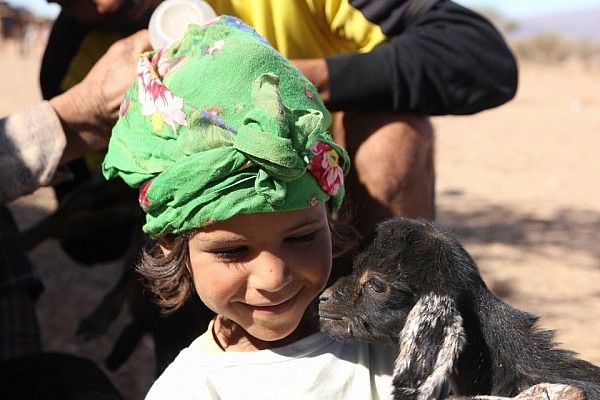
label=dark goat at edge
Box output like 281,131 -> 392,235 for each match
319,218 -> 600,399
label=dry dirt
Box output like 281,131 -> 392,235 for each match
2,42 -> 599,399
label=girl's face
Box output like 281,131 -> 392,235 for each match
187,204 -> 332,351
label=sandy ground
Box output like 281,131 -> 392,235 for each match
2,41 -> 599,399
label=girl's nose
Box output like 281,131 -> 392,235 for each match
249,252 -> 293,292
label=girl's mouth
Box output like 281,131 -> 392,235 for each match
246,291 -> 300,314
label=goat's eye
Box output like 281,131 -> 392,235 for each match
366,277 -> 385,294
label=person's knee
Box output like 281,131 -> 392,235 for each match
332,111 -> 435,222
353,113 -> 433,203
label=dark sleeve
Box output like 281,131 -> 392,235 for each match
324,0 -> 518,115
39,12 -> 92,99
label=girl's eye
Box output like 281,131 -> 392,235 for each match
285,230 -> 319,245
211,246 -> 248,261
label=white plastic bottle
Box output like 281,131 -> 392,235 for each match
148,0 -> 217,49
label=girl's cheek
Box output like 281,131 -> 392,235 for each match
192,259 -> 246,298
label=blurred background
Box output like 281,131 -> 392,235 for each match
1,0 -> 599,398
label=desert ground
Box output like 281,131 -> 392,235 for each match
2,41 -> 599,399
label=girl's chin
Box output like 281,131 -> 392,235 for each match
247,323 -> 301,343
249,318 -> 318,348
214,317 -> 302,351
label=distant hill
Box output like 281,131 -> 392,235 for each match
512,8 -> 600,41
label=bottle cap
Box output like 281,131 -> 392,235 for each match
148,0 -> 217,49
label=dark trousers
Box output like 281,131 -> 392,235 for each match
0,352 -> 123,400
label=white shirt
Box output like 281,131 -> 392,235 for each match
146,327 -> 397,400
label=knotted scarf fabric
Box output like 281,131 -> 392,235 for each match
102,16 -> 349,236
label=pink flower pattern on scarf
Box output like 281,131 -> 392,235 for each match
308,141 -> 344,196
137,50 -> 187,133
138,180 -> 152,210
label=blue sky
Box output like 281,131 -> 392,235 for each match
6,0 -> 600,20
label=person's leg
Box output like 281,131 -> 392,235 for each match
331,111 -> 435,234
0,206 -> 42,361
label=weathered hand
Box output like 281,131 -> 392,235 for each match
451,382 -> 586,399
50,29 -> 151,163
79,28 -> 150,134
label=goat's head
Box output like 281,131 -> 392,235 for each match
319,218 -> 481,398
319,217 -> 479,343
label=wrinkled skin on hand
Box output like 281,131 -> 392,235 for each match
50,29 -> 151,163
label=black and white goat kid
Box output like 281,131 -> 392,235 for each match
318,218 -> 600,399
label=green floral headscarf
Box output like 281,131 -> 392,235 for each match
102,16 -> 349,236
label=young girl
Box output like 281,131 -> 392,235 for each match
103,16 -> 397,399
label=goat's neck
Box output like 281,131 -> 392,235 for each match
452,284 -> 534,395
452,283 -> 600,398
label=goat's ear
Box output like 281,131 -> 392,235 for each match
392,293 -> 466,400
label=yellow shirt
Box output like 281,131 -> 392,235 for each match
61,1 -> 386,92
205,0 -> 386,58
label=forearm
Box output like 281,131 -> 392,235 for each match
0,30 -> 148,204
0,102 -> 66,203
324,0 -> 518,115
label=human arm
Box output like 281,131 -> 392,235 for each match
0,30 -> 149,204
0,102 -> 66,204
294,0 -> 518,115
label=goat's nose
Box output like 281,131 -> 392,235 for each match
319,288 -> 333,302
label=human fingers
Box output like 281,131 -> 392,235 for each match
113,28 -> 151,56
99,29 -> 151,115
74,29 -> 150,139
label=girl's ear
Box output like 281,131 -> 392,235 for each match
157,236 -> 174,256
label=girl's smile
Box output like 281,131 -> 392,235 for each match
242,289 -> 301,312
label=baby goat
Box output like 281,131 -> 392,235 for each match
319,218 -> 600,399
